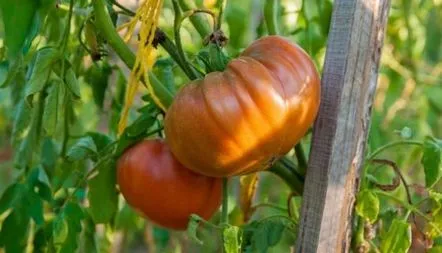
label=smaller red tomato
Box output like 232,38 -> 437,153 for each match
117,139 -> 222,230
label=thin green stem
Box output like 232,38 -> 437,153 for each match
264,0 -> 280,35
294,143 -> 307,176
177,0 -> 212,38
93,0 -> 135,68
215,0 -> 226,31
221,178 -> 229,225
365,140 -> 423,161
172,0 -> 200,80
111,0 -> 136,16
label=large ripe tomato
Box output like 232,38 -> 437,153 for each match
117,139 -> 222,230
165,35 -> 320,177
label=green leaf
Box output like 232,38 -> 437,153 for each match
115,114 -> 156,156
55,202 -> 85,253
0,183 -> 23,214
421,137 -> 442,187
87,160 -> 118,223
425,207 -> 442,239
0,0 -> 38,59
154,58 -> 175,93
86,132 -> 113,151
0,209 -> 30,252
27,191 -> 45,226
66,136 -> 98,162
80,216 -> 98,253
428,246 -> 442,253
43,81 -> 60,135
85,63 -> 112,109
115,203 -> 139,231
11,100 -> 32,145
0,61 -> 9,86
65,66 -> 81,99
186,214 -> 204,245
355,190 -> 380,223
223,225 -> 241,253
424,8 -> 442,63
25,47 -> 59,104
53,216 -> 69,247
242,216 -> 296,253
41,137 -> 58,175
380,219 -> 411,253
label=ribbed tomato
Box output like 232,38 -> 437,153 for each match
165,35 -> 320,177
117,139 -> 222,230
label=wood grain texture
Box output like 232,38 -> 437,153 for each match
295,0 -> 391,252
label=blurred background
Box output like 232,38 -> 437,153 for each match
0,0 -> 441,252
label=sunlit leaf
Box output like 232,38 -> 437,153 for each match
380,219 -> 411,253
223,225 -> 241,253
356,190 -> 380,223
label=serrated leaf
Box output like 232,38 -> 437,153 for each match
0,0 -> 38,59
244,217 -> 296,253
25,47 -> 59,104
43,82 -> 60,135
356,190 -> 380,223
224,225 -> 241,253
187,214 -> 204,245
380,219 -> 411,253
65,67 -> 80,98
421,137 -> 442,187
87,160 -> 118,223
66,136 -> 98,162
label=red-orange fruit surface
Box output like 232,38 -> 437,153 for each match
117,139 -> 222,230
165,35 -> 321,177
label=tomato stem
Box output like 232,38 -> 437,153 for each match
269,160 -> 304,195
264,0 -> 281,35
221,178 -> 229,225
92,0 -> 174,107
294,143 -> 307,176
177,0 -> 212,38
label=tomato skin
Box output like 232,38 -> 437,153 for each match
117,139 -> 222,230
165,35 -> 320,177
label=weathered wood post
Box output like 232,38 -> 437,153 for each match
295,0 -> 391,252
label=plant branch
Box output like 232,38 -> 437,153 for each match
366,140 -> 422,161
269,160 -> 303,195
172,0 -> 201,80
221,178 -> 229,225
294,143 -> 307,176
177,0 -> 212,38
215,0 -> 226,31
264,0 -> 280,35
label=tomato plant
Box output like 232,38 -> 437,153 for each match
0,0 -> 441,252
117,139 -> 222,230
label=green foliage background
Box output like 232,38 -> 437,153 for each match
0,0 -> 441,252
